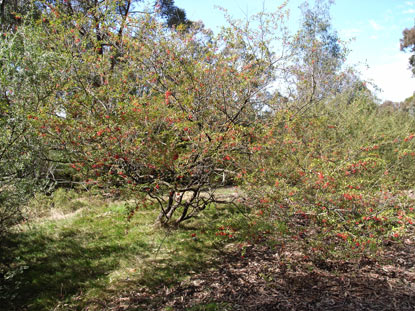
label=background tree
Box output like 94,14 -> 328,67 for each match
37,0 -> 191,28
157,0 -> 192,28
401,23 -> 415,75
288,0 -> 348,112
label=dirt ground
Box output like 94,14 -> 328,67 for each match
106,237 -> 415,311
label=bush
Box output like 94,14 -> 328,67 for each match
243,92 -> 415,258
5,1 -> 291,225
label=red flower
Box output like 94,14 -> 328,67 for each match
343,193 -> 353,201
336,233 -> 348,241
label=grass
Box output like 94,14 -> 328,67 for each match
1,192 -> 250,311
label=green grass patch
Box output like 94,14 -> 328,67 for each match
1,195 -> 249,311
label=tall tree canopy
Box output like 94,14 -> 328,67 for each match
401,24 -> 415,75
289,0 -> 348,108
157,0 -> 192,28
0,0 -> 191,30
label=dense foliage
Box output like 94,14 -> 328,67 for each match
0,17 -> 57,235
244,94 -> 415,258
1,0 -> 414,251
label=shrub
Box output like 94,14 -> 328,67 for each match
243,92 -> 415,258
7,1 -> 291,225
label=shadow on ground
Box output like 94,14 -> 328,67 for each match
0,214 -> 222,311
0,227 -> 138,311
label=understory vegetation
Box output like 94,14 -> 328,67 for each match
1,0 -> 415,310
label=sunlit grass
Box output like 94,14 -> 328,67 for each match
1,194 -> 249,311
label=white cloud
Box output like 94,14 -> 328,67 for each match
370,35 -> 379,40
403,8 -> 415,14
362,53 -> 414,102
406,1 -> 415,6
369,20 -> 383,31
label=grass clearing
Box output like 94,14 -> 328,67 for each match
1,194 -> 249,311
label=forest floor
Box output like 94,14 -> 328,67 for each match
2,190 -> 415,311
100,235 -> 415,311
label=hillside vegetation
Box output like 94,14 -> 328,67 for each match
1,1 -> 415,310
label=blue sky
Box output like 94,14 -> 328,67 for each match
174,0 -> 415,102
